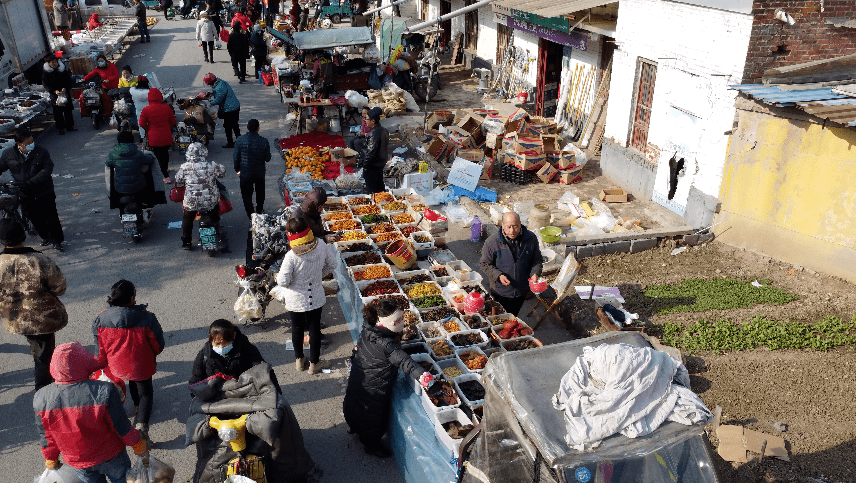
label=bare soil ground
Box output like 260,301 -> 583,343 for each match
555,241 -> 856,482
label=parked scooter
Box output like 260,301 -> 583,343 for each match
108,87 -> 135,132
82,82 -> 105,129
411,48 -> 441,102
177,94 -> 216,145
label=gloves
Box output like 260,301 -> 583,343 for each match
419,372 -> 435,388
45,460 -> 60,470
132,438 -> 148,455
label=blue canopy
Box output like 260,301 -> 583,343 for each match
290,27 -> 374,50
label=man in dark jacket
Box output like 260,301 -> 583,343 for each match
42,55 -> 76,135
358,107 -> 388,194
0,128 -> 65,251
233,119 -> 271,217
133,0 -> 149,43
106,131 -> 154,212
479,211 -> 543,316
227,24 -> 250,83
250,24 -> 268,81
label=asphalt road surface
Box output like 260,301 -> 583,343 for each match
0,17 -> 405,483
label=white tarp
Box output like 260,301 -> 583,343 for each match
552,343 -> 712,451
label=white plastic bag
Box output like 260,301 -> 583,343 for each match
109,113 -> 118,129
363,44 -> 381,63
215,39 -> 223,50
234,285 -> 262,321
126,454 -> 176,483
401,89 -> 420,112
444,203 -> 470,224
56,94 -> 68,106
561,142 -> 588,169
558,191 -> 580,212
345,89 -> 368,108
34,468 -> 71,483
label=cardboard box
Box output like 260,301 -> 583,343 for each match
546,151 -> 562,165
427,110 -> 454,129
506,108 -> 530,133
332,147 -> 358,165
425,136 -> 453,160
541,134 -> 560,153
556,169 -> 583,185
508,107 -> 529,122
473,109 -> 499,118
456,114 -> 484,142
599,188 -> 628,203
529,116 -> 558,135
69,56 -> 94,76
511,119 -> 531,136
507,151 -> 545,170
513,137 -> 544,154
456,149 -> 484,162
536,163 -> 558,183
446,126 -> 478,150
501,133 -> 517,152
715,424 -> 789,463
556,155 -> 578,171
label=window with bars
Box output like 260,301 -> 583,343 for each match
629,59 -> 657,151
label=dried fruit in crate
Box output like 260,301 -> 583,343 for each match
338,242 -> 373,253
323,202 -> 348,212
451,332 -> 482,346
374,231 -> 402,242
400,225 -> 419,237
458,380 -> 485,401
360,213 -> 389,224
463,314 -> 491,329
405,282 -> 442,299
443,421 -> 475,439
345,251 -> 382,267
442,320 -> 461,333
413,234 -> 431,243
392,213 -> 415,224
430,340 -> 453,357
459,351 -> 487,370
384,201 -> 407,212
348,197 -> 371,206
352,265 -> 391,281
378,294 -> 409,310
372,192 -> 394,203
412,203 -> 427,212
413,295 -> 446,308
367,223 -> 396,234
360,279 -> 400,296
443,367 -> 463,379
428,380 -> 458,407
324,211 -> 352,221
329,219 -> 361,231
497,319 -> 533,339
352,205 -> 381,215
340,230 -> 368,241
422,307 -> 460,321
399,273 -> 431,284
431,266 -> 448,277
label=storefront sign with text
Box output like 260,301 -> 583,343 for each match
507,17 -> 587,50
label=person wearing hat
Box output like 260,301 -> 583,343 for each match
0,218 -> 68,390
42,54 -> 76,135
196,12 -> 218,63
357,107 -> 389,193
0,128 -> 66,251
204,73 -> 242,148
250,23 -> 269,81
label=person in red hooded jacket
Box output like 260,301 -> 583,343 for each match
231,9 -> 252,31
88,12 -> 103,30
81,54 -> 119,119
33,342 -> 147,482
138,88 -> 177,183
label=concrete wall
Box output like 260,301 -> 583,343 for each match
450,0 -> 466,49
716,103 -> 856,283
475,5 -> 498,65
601,0 -> 752,219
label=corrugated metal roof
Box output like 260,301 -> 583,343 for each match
495,0 -> 615,18
733,83 -> 856,125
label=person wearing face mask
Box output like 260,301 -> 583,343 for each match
0,128 -> 65,251
343,298 -> 435,458
91,280 -> 164,442
189,319 -> 268,385
82,54 -> 119,120
271,216 -> 337,375
41,54 -> 76,135
479,211 -> 543,316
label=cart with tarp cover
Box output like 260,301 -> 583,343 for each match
460,331 -> 720,483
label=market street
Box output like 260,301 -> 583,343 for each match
0,17 -> 407,483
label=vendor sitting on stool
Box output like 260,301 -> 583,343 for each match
346,107 -> 370,152
357,107 -> 388,194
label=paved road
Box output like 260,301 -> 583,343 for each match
0,17 -> 405,483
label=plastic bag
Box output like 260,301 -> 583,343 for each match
363,45 -> 381,63
215,39 -> 223,50
109,113 -> 118,129
34,468 -> 71,483
234,285 -> 262,321
56,94 -> 68,106
589,211 -> 616,232
126,455 -> 176,483
400,89 -> 420,112
444,203 -> 470,224
345,89 -> 368,108
561,142 -> 588,169
422,186 -> 454,206
557,191 -> 580,212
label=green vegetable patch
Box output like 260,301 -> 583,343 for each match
626,278 -> 798,315
660,315 -> 856,353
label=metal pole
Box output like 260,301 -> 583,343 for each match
363,0 -> 417,16
405,0 -> 495,33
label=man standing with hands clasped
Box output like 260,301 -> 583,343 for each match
480,212 -> 542,316
233,119 -> 271,218
357,107 -> 388,194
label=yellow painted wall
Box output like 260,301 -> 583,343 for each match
716,108 -> 856,282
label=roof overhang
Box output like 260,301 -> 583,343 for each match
494,0 -> 615,18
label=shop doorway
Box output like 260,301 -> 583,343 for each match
496,23 -> 512,64
464,0 -> 478,51
421,0 -> 428,20
441,0 -> 451,48
536,38 -> 563,117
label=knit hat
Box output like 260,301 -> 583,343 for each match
50,342 -> 104,385
286,227 -> 314,247
0,218 -> 26,246
367,107 -> 383,123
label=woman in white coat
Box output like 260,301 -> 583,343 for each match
196,13 -> 217,63
129,76 -> 152,139
273,216 -> 337,375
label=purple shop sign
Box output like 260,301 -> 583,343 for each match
507,17 -> 587,50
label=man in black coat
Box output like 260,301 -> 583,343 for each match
41,55 -> 76,135
233,119 -> 271,217
227,24 -> 250,83
0,128 -> 65,252
479,211 -> 543,315
250,24 -> 268,81
133,0 -> 149,43
358,107 -> 388,194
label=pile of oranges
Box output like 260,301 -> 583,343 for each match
284,147 -> 330,179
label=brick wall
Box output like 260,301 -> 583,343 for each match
742,0 -> 856,83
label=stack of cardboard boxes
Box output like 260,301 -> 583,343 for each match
421,108 -> 585,185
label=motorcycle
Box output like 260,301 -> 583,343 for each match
411,48 -> 441,102
81,82 -> 104,129
108,87 -> 135,132
199,212 -> 228,256
118,194 -> 152,243
176,94 -> 216,146
234,209 -> 293,321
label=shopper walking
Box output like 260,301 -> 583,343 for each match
479,211 -> 543,316
250,24 -> 269,81
133,0 -> 150,43
42,54 -> 76,135
175,142 -> 226,250
138,88 -> 177,183
204,73 -> 241,148
227,23 -> 250,83
92,280 -> 164,442
272,216 -> 337,375
0,219 -> 67,391
233,119 -> 270,217
196,13 -> 217,63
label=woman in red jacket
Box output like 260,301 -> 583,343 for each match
138,88 -> 177,183
81,54 -> 119,119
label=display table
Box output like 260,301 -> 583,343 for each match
334,255 -> 459,483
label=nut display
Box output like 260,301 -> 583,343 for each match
431,266 -> 448,277
352,205 -> 381,215
463,314 -> 491,329
458,380 -> 485,401
459,350 -> 487,370
324,212 -> 352,221
345,252 -> 382,267
412,203 -> 427,212
374,232 -> 402,242
451,333 -> 482,346
378,294 -> 409,310
338,242 -> 373,253
323,202 -> 348,212
402,311 -> 420,342
348,197 -> 372,206
413,234 -> 431,243
430,340 -> 453,357
442,320 -> 462,333
360,214 -> 389,224
400,225 -> 419,237
392,213 -> 415,224
443,367 -> 463,378
360,280 -> 400,297
367,223 -> 396,234
504,339 -> 539,351
421,324 -> 443,339
398,273 -> 431,285
329,219 -> 361,231
405,282 -> 442,299
352,265 -> 392,281
422,307 -> 460,321
372,192 -> 394,203
384,201 -> 407,212
340,230 -> 368,241
413,295 -> 447,308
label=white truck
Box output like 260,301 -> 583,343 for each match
0,0 -> 54,87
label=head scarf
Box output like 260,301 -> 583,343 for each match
300,187 -> 327,218
287,226 -> 317,255
186,142 -> 209,163
50,342 -> 104,385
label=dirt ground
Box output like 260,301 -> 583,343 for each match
558,241 -> 856,483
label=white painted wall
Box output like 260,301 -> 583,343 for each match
377,0 -> 419,18
450,0 -> 465,48
602,0 -> 752,204
476,5 -> 498,65
557,33 -> 603,127
511,30 -> 539,87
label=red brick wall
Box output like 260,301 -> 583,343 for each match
742,0 -> 856,83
